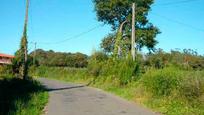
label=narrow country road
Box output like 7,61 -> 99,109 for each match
39,78 -> 158,115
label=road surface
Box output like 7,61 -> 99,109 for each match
39,78 -> 158,115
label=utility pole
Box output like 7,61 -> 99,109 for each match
131,3 -> 136,61
33,42 -> 37,65
22,0 -> 29,79
24,0 -> 29,62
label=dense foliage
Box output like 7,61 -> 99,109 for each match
29,49 -> 88,68
94,0 -> 160,54
88,51 -> 141,85
144,49 -> 204,70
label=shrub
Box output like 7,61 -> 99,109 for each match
88,51 -> 108,77
141,66 -> 204,100
88,52 -> 141,85
112,59 -> 140,85
179,71 -> 204,100
139,67 -> 204,115
141,67 -> 182,97
88,60 -> 103,77
0,65 -> 12,76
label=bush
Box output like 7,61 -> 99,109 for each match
0,65 -> 12,76
88,51 -> 108,76
111,59 -> 140,85
180,71 -> 204,100
88,51 -> 141,85
141,67 -> 182,97
140,66 -> 204,101
138,67 -> 204,114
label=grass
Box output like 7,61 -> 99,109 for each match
32,66 -> 204,115
30,66 -> 90,84
0,75 -> 48,115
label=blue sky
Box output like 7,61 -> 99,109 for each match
0,0 -> 203,55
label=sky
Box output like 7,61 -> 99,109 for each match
0,0 -> 203,55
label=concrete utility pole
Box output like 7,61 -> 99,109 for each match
22,0 -> 29,79
131,3 -> 136,61
24,0 -> 29,63
25,0 -> 29,27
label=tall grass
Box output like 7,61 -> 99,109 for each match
31,66 -> 90,83
88,58 -> 141,85
0,77 -> 48,115
137,67 -> 204,115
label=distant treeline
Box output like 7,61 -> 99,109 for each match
144,48 -> 204,70
29,49 -> 88,68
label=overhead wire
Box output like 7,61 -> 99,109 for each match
153,0 -> 202,6
35,24 -> 104,45
150,0 -> 204,32
150,12 -> 204,32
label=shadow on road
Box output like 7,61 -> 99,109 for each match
42,76 -> 98,92
46,85 -> 86,92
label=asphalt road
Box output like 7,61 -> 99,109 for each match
39,78 -> 157,115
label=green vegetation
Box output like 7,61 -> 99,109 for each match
31,50 -> 204,115
30,66 -> 88,83
1,63 -> 48,115
139,67 -> 204,115
0,75 -> 48,115
94,0 -> 160,56
29,49 -> 88,68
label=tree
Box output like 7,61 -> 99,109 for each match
100,33 -> 116,54
29,49 -> 88,68
94,0 -> 160,54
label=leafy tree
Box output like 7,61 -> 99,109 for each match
93,0 -> 160,54
100,33 -> 116,54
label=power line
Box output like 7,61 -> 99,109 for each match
151,12 -> 204,32
154,0 -> 202,6
38,24 -> 104,45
